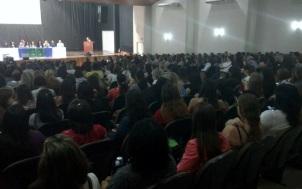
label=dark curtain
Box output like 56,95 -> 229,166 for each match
0,1 -> 102,51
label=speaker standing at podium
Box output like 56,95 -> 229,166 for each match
83,37 -> 94,55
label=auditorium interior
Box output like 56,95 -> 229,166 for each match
0,0 -> 302,189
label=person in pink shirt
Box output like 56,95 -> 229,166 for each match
177,103 -> 230,173
62,99 -> 107,145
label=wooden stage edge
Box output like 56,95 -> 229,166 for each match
16,51 -> 124,66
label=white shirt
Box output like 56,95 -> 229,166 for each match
260,109 -> 290,138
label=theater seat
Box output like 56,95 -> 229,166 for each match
194,150 -> 238,189
148,172 -> 193,189
1,156 -> 40,189
261,126 -> 302,184
165,118 -> 192,162
81,138 -> 118,181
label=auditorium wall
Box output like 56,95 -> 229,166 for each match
147,0 -> 302,54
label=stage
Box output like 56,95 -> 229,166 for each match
1,49 -> 122,66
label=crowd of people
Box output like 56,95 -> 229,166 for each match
1,39 -> 65,48
0,51 -> 301,189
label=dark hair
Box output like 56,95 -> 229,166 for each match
30,135 -> 88,189
34,75 -> 47,88
74,67 -> 83,78
15,84 -> 33,106
161,82 -> 180,104
238,93 -> 261,142
276,68 -> 290,82
0,74 -> 6,88
247,72 -> 263,97
77,81 -> 94,101
199,79 -> 218,108
192,103 -> 221,162
127,118 -> 170,175
261,68 -> 276,99
117,73 -> 128,94
275,84 -> 301,127
0,87 -> 13,108
57,65 -> 67,79
36,89 -> 60,123
61,75 -> 76,106
67,99 -> 93,134
126,90 -> 149,127
87,74 -> 104,95
1,104 -> 29,143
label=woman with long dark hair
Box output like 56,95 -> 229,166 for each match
30,135 -> 100,189
15,84 -> 35,110
177,104 -> 230,173
29,89 -> 64,129
223,93 -> 262,147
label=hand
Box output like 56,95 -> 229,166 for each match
188,97 -> 204,113
226,117 -> 244,128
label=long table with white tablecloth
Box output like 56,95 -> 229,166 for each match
0,47 -> 67,61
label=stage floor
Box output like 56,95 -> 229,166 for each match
17,51 -> 122,66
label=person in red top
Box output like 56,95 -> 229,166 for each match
62,99 -> 107,145
107,73 -> 128,105
177,103 -> 230,173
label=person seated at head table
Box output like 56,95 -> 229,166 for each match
56,40 -> 65,47
43,40 -> 50,48
30,41 -> 36,48
50,40 -> 56,47
38,40 -> 43,48
11,41 -> 15,48
19,39 -> 25,48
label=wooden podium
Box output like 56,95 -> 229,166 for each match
83,41 -> 93,54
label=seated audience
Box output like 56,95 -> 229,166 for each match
260,84 -> 301,138
222,93 -> 261,148
0,104 -> 45,170
177,103 -> 230,173
154,82 -> 189,126
106,118 -> 176,189
30,135 -> 100,189
62,99 -> 107,145
29,89 -> 64,129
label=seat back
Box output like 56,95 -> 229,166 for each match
227,138 -> 276,189
262,126 -> 302,183
92,111 -> 114,130
148,101 -> 161,114
287,126 -> 302,169
149,172 -> 193,189
165,118 -> 192,146
195,150 -> 238,189
165,118 -> 192,162
1,156 -> 40,189
38,119 -> 71,137
81,138 -> 118,180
